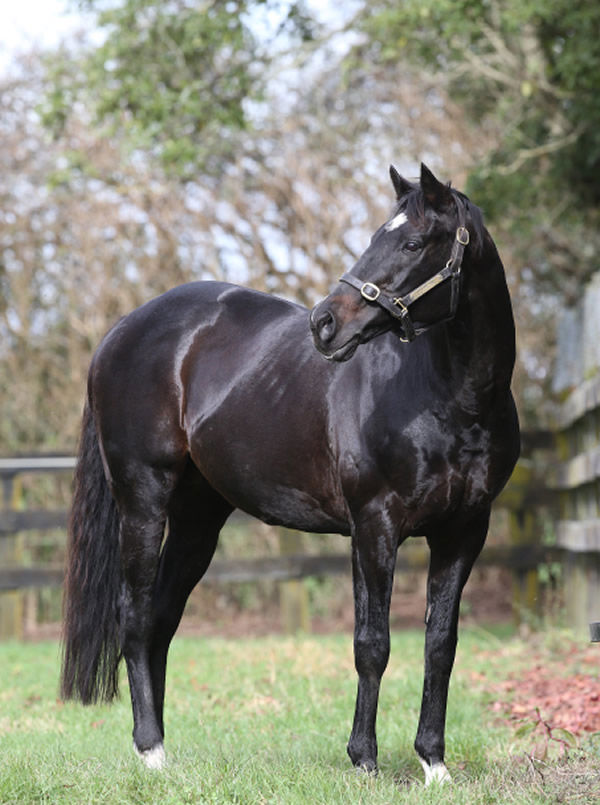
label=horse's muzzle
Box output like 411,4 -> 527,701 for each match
310,300 -> 358,361
310,302 -> 359,361
310,298 -> 390,362
311,306 -> 337,346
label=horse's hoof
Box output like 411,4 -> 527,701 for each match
354,761 -> 378,778
418,756 -> 451,786
134,742 -> 166,770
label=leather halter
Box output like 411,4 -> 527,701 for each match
338,198 -> 470,342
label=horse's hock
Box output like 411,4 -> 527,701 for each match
553,271 -> 600,635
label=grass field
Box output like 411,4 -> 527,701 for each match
0,627 -> 599,803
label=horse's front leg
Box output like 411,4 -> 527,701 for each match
415,507 -> 490,786
347,511 -> 400,773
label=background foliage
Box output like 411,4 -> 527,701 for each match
1,0 -> 600,449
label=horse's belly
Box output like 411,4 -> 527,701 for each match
201,469 -> 350,535
188,423 -> 351,535
237,484 -> 350,534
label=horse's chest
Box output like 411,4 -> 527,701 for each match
384,416 -> 498,520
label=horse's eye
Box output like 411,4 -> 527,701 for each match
403,240 -> 421,252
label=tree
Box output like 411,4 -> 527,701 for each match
42,0 -> 317,179
0,52 -> 209,448
2,25 -> 482,449
356,0 -> 600,207
352,0 -> 600,420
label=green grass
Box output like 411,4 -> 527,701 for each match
0,629 -> 599,803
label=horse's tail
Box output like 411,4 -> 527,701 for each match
61,401 -> 122,704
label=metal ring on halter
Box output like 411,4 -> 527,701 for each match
456,227 -> 470,246
360,282 -> 380,302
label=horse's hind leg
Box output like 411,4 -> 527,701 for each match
115,464 -> 179,769
149,469 -> 233,739
414,507 -> 490,786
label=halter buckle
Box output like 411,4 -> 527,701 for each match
360,282 -> 381,302
456,227 -> 470,246
392,297 -> 413,343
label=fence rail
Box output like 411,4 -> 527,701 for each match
0,448 -> 555,637
0,544 -> 560,593
0,510 -> 68,536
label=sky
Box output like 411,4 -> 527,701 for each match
0,0 -> 83,72
0,0 -> 359,74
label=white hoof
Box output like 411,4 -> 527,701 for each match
418,756 -> 451,786
134,742 -> 166,770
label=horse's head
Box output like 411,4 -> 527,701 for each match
310,163 -> 483,361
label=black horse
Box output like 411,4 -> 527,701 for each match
61,163 -> 519,784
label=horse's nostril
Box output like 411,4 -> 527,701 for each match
315,309 -> 337,343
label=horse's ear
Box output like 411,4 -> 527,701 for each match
420,163 -> 452,210
389,165 -> 413,200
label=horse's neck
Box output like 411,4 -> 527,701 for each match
445,236 -> 516,413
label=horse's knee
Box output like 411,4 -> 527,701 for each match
354,631 -> 390,678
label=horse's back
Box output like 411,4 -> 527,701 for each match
88,282 -> 305,464
96,281 -> 304,354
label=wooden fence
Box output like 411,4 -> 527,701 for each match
0,440 -> 557,639
552,270 -> 600,635
0,457 -> 74,637
553,375 -> 600,634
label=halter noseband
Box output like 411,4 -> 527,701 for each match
338,199 -> 470,342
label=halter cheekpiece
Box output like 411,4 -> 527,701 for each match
338,197 -> 470,342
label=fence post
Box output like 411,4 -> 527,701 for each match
562,548 -> 600,636
278,528 -> 310,634
0,475 -> 24,639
